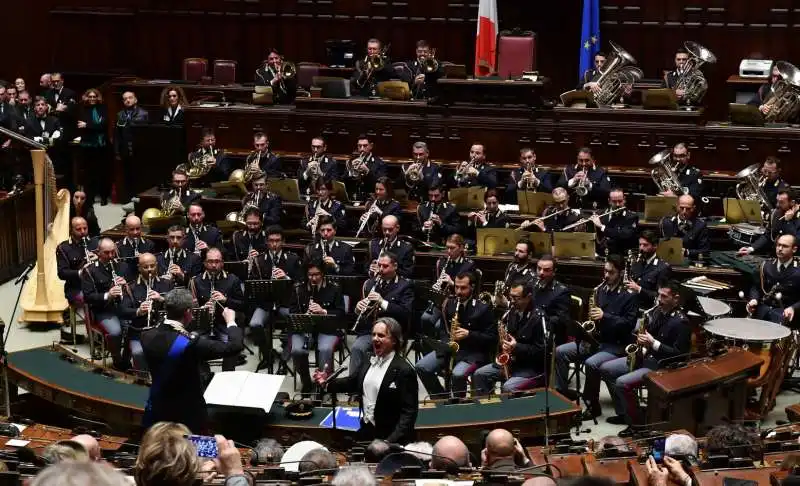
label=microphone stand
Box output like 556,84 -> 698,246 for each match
3,262 -> 35,417
541,308 -> 553,475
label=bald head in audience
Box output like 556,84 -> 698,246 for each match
484,428 -> 516,466
431,436 -> 470,471
71,434 -> 101,461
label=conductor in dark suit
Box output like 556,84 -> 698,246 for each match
141,288 -> 244,432
314,317 -> 418,444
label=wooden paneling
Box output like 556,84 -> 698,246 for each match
0,189 -> 37,285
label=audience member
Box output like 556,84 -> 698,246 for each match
298,448 -> 338,473
71,433 -> 101,461
31,461 -> 129,486
482,429 -> 531,472
365,439 -> 391,463
41,440 -> 90,464
705,424 -> 757,457
251,438 -> 284,465
431,435 -> 470,472
134,422 -> 197,486
331,467 -> 376,486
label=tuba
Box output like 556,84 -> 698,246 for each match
735,163 -> 772,212
648,149 -> 685,195
763,61 -> 800,123
591,41 -> 644,107
674,41 -> 716,106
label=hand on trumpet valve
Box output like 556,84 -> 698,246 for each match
636,331 -> 654,347
138,301 -> 152,316
468,166 -> 479,176
355,298 -> 371,314
210,290 -> 227,304
589,307 -> 603,321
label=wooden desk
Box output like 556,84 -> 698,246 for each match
437,77 -> 549,108
0,423 -> 127,454
693,467 -> 778,486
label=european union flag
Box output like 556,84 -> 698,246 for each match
578,0 -> 600,83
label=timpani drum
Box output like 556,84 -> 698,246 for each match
688,297 -> 732,354
697,296 -> 731,320
702,317 -> 790,383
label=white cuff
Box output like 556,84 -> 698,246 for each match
380,299 -> 389,311
103,292 -> 109,301
747,247 -> 754,253
51,130 -> 61,139
652,339 -> 661,352
226,321 -> 237,328
599,225 -> 606,232
568,178 -> 576,187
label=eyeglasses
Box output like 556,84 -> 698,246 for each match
578,158 -> 592,162
311,145 -> 324,149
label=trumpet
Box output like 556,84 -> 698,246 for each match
346,153 -> 370,179
495,309 -> 512,380
518,163 -> 539,191
455,155 -> 477,181
573,166 -> 590,197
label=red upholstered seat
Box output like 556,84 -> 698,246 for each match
496,31 -> 536,79
182,58 -> 208,82
213,60 -> 237,85
296,62 -> 321,89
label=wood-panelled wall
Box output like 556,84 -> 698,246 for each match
3,0 -> 795,118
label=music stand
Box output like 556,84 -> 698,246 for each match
643,88 -> 679,110
729,103 -> 765,126
517,191 -> 553,217
449,186 -> 486,210
327,275 -> 366,314
268,179 -> 302,202
216,220 -> 245,234
644,196 -> 678,221
477,228 -> 524,256
553,232 -> 595,259
377,81 -> 411,101
285,314 -> 349,337
223,261 -> 248,282
246,279 -> 294,373
559,89 -> 590,108
417,282 -> 448,310
331,181 -> 351,204
145,215 -> 185,234
209,181 -> 248,198
528,232 -> 553,257
190,307 -> 213,335
723,198 -> 762,224
657,237 -> 684,266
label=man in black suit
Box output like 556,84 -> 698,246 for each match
404,39 -> 444,100
189,128 -> 229,181
141,288 -> 244,431
314,317 -> 418,444
350,252 -> 414,374
227,207 -> 267,261
160,169 -> 200,216
57,217 -> 99,306
659,194 -> 709,261
759,156 -> 791,209
626,230 -> 671,310
557,147 -> 612,209
416,184 -> 460,244
746,234 -> 800,324
117,215 -> 155,278
298,136 -> 338,196
26,97 -> 62,146
505,148 -> 553,204
248,131 -> 282,177
350,38 -> 395,98
451,143 -> 498,189
114,91 -> 148,202
157,225 -> 203,286
663,47 -> 706,106
343,134 -> 387,202
591,188 -> 639,257
47,73 -> 77,110
185,203 -> 223,255
304,180 -> 347,235
249,173 -> 282,227
406,141 -> 442,202
304,216 -> 356,275
416,272 -> 495,397
523,187 -> 581,233
254,48 -> 297,104
14,90 -> 33,130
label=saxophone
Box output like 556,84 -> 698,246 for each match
495,309 -> 512,380
626,304 -> 655,372
581,282 -> 603,336
447,302 -> 462,374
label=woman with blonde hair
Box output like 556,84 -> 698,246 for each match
159,86 -> 187,125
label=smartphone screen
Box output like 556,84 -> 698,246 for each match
651,438 -> 666,464
186,434 -> 218,458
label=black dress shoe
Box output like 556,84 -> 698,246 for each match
618,426 -> 635,438
606,415 -> 626,425
581,407 -> 602,421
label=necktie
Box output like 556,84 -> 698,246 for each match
370,355 -> 386,366
324,242 -> 330,255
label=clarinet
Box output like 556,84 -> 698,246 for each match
352,279 -> 382,332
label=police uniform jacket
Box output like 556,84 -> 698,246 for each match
434,256 -> 475,285
252,191 -> 282,227
659,216 -> 710,259
752,210 -> 799,254
345,153 -> 387,185
252,250 -> 303,283
368,238 -> 415,278
416,201 -> 460,242
403,59 -> 444,99
629,254 -> 670,309
350,59 -> 395,97
505,167 -> 553,203
119,275 -> 175,329
254,65 -> 298,104
190,271 -> 245,324
748,258 -> 800,310
557,164 -> 612,209
451,162 -> 498,189
227,229 -> 267,261
357,276 -> 414,334
467,210 -> 510,233
535,207 -> 581,233
305,198 -> 347,233
183,224 -> 223,253
247,149 -> 282,178
580,68 -> 602,88
118,236 -> 156,261
596,209 -> 639,256
505,303 -> 546,370
290,280 -> 346,318
305,239 -> 356,275
160,188 -> 200,214
81,259 -> 131,313
504,261 -> 536,287
57,236 -> 99,294
532,279 -> 572,344
763,177 -> 791,208
441,297 -> 495,363
674,164 -> 703,202
298,154 -> 338,193
642,307 -> 691,365
157,248 -> 203,286
594,282 -> 638,345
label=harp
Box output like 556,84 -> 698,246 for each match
0,127 -> 70,322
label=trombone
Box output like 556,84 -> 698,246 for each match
268,58 -> 296,94
356,45 -> 389,89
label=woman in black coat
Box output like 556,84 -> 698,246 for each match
77,88 -> 110,205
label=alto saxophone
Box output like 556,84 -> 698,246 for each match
495,309 -> 512,380
626,304 -> 655,372
447,302 -> 462,374
581,282 -> 603,336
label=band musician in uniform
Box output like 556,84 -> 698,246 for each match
419,234 -> 475,332
81,238 -> 130,370
350,38 -> 395,98
120,252 -> 175,371
416,184 -> 460,244
248,226 -> 302,357
255,48 -> 297,105
350,252 -> 414,375
658,143 -> 703,202
522,188 -> 580,233
404,39 -> 444,100
451,143 -> 498,189
557,147 -> 611,209
344,135 -> 387,202
160,168 -> 200,216
659,194 -> 709,260
249,172 -> 282,227
592,188 -> 638,257
304,179 -> 347,234
473,278 -> 549,394
405,141 -> 442,201
248,132 -> 282,177
530,255 -> 572,345
359,177 -> 402,239
227,207 -> 267,261
157,225 -> 202,286
599,280 -> 690,436
554,255 -> 638,419
415,272 -> 494,398
190,128 -> 229,180
581,51 -> 606,90
366,215 -> 415,278
57,216 -> 98,306
759,156 -> 791,208
289,260 -> 346,393
189,248 -> 245,371
626,230 -> 671,310
746,234 -> 800,324
467,190 -> 510,247
505,147 -> 552,204
117,215 -> 155,277
298,136 -> 338,195
185,203 -> 223,255
304,216 -> 356,276
750,62 -> 781,115
494,240 -> 538,310
738,189 -> 798,256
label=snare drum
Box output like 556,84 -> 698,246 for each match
728,223 -> 766,246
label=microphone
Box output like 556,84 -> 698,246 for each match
320,366 -> 348,389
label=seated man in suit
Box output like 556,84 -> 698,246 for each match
298,136 -> 338,196
187,128 -> 229,181
350,38 -> 395,98
746,234 -> 800,324
416,184 -> 460,244
226,207 -> 267,261
157,225 -> 203,286
626,230 -> 671,310
739,189 -> 798,256
249,172 -> 282,227
759,156 -> 791,209
557,147 -> 611,209
247,131 -> 282,177
505,147 -> 552,204
57,216 -> 99,307
592,188 -> 639,257
659,194 -> 709,261
117,215 -> 155,278
581,51 -> 607,91
451,143 -> 498,189
184,203 -> 223,255
304,215 -> 356,276
314,318 -> 418,444
366,215 -> 415,278
254,48 -> 297,105
160,168 -> 200,216
405,141 -> 442,202
343,134 -> 387,203
663,47 -> 707,106
522,187 -> 581,233
657,143 -> 703,202
404,39 -> 444,100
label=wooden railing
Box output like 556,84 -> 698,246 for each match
0,187 -> 37,285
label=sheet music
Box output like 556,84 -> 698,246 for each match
204,371 -> 285,413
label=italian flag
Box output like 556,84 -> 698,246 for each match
474,0 -> 498,76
